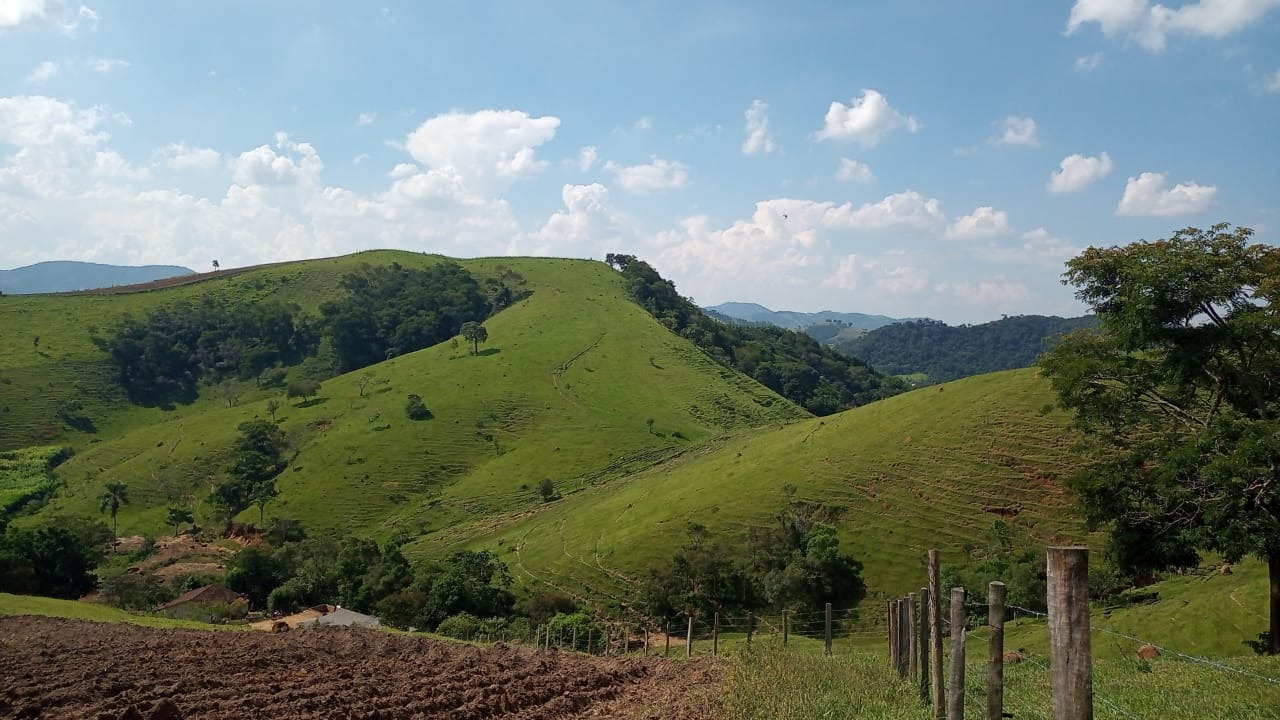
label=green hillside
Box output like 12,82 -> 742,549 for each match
427,368 -> 1091,607
2,252 -> 806,542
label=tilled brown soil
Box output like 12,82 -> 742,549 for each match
0,616 -> 721,720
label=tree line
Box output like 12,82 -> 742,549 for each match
101,262 -> 520,406
605,254 -> 905,414
836,314 -> 1096,384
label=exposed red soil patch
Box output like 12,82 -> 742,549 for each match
0,616 -> 721,719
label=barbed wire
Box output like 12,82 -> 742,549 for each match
1090,624 -> 1280,686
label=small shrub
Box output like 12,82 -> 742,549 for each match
405,394 -> 432,420
436,612 -> 483,640
537,478 -> 558,502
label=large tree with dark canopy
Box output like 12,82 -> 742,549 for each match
1039,223 -> 1280,653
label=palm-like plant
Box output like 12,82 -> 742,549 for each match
98,481 -> 130,537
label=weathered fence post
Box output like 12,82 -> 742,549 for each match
889,600 -> 899,667
986,581 -> 1006,720
897,598 -> 911,678
783,609 -> 789,647
747,612 -> 754,646
825,602 -> 833,656
644,627 -> 650,656
573,626 -> 578,652
686,616 -> 694,659
664,622 -> 670,657
605,626 -> 611,655
713,612 -> 720,657
919,587 -> 930,704
907,592 -> 919,681
929,550 -> 944,720
1048,547 -> 1092,720
949,586 -> 967,720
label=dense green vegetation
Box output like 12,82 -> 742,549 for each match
645,500 -> 865,629
0,515 -> 110,599
837,315 -> 1095,384
1040,223 -> 1280,654
0,445 -> 70,519
607,254 -> 905,414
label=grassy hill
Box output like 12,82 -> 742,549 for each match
2,252 -> 806,542
428,368 -> 1092,608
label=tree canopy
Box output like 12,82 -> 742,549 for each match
606,254 -> 904,414
1039,223 -> 1280,653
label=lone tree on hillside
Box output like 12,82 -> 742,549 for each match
286,378 -> 321,406
460,321 -> 488,355
212,419 -> 290,530
1039,223 -> 1280,654
166,506 -> 194,534
98,481 -> 130,537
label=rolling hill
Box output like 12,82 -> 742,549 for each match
705,302 -> 910,331
0,261 -> 194,295
1,251 -> 1093,615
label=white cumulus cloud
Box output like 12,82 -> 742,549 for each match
0,0 -> 47,25
742,99 -> 776,155
356,112 -> 376,126
1116,172 -> 1217,216
405,109 -> 559,187
995,116 -> 1039,146
576,145 -> 598,172
834,158 -> 874,184
604,157 -> 690,194
1048,151 -> 1113,193
231,133 -> 323,186
946,206 -> 1012,239
816,89 -> 920,146
1067,0 -> 1280,52
154,142 -> 221,171
25,61 -> 59,84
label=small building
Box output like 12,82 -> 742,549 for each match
156,585 -> 247,622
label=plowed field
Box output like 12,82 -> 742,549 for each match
0,616 -> 721,720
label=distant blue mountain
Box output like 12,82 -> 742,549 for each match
0,261 -> 195,294
705,302 -> 914,331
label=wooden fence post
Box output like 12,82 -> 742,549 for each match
686,616 -> 694,659
644,627 -> 650,656
713,612 -> 720,657
664,622 -> 670,657
573,626 -> 578,653
948,586 -> 967,720
747,612 -> 754,646
929,550 -> 944,720
919,587 -> 930,704
783,609 -> 789,647
1047,547 -> 1092,720
825,602 -> 833,656
987,581 -> 1006,720
897,598 -> 911,678
889,600 -> 899,667
907,593 -> 919,682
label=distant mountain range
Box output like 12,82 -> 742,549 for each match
704,302 -> 913,331
0,261 -> 195,294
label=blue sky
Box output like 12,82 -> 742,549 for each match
1,1 -> 1277,323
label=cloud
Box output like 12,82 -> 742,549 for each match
816,89 -> 920,146
633,116 -> 652,131
834,158 -> 874,184
994,116 -> 1039,146
1047,151 -> 1113,193
0,1 -> 96,33
388,162 -> 417,178
0,0 -> 47,26
519,183 -> 631,257
843,190 -> 945,231
230,133 -> 323,186
604,157 -> 690,194
1116,171 -> 1217,215
352,153 -> 370,165
25,61 -> 59,84
154,142 -> 221,171
86,57 -> 129,73
1066,0 -> 1280,52
982,228 -> 1082,265
356,112 -> 376,126
576,145 -> 598,172
946,206 -> 1011,239
742,99 -> 776,155
405,109 -> 559,188
1075,52 -> 1104,70
1266,68 -> 1280,93
938,277 -> 1032,307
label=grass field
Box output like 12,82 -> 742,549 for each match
0,592 -> 241,631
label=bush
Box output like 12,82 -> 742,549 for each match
405,394 -> 432,420
436,612 -> 483,641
